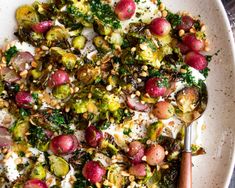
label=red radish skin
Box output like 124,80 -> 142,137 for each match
0,67 -> 20,83
149,18 -> 171,36
128,141 -> 144,156
11,52 -> 34,72
145,144 -> 165,166
15,91 -> 33,109
176,16 -> 194,31
132,148 -> 145,164
0,126 -> 12,148
185,51 -> 208,70
145,77 -> 168,98
85,126 -> 103,147
128,141 -> 145,164
129,163 -> 147,177
152,101 -> 175,119
50,135 -> 79,155
127,96 -> 149,112
48,70 -> 70,88
177,42 -> 190,55
182,34 -> 204,52
32,21 -> 53,33
24,179 -> 48,188
82,161 -> 106,184
115,0 -> 136,21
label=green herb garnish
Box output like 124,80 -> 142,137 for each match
90,0 -> 121,29
166,12 -> 182,28
200,67 -> 210,78
4,46 -> 18,64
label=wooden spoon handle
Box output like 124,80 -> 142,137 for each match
178,152 -> 192,188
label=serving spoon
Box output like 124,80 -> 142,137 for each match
177,82 -> 208,188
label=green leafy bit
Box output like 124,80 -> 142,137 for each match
28,125 -> 48,148
19,108 -> 30,117
90,0 -> 121,29
179,65 -> 197,86
157,77 -> 169,88
48,110 -> 65,125
166,12 -> 182,28
67,5 -> 93,23
32,93 -> 39,102
194,20 -> 201,31
200,67 -> 210,78
123,128 -> 132,135
4,46 -> 18,64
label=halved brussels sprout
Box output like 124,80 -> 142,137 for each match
106,164 -> 127,187
73,99 -> 88,114
46,26 -> 68,43
72,35 -> 87,50
94,19 -> 112,36
176,87 -> 199,113
103,94 -> 120,112
31,69 -> 42,79
110,32 -> 123,46
147,121 -> 164,141
49,155 -> 69,177
31,163 -> 46,180
61,53 -> 77,70
12,119 -> 29,142
76,65 -> 100,84
16,5 -> 39,28
52,84 -> 71,100
93,36 -> 110,52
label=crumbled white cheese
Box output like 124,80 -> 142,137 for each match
4,152 -> 20,182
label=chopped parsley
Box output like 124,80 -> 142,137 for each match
179,65 -> 197,86
166,12 -> 182,28
19,108 -> 30,117
200,67 -> 210,78
194,20 -> 201,31
28,125 -> 48,148
157,77 -> 169,88
67,5 -> 93,23
123,128 -> 132,135
134,0 -> 141,3
48,110 -> 65,125
4,46 -> 18,64
157,0 -> 162,6
90,0 -> 121,29
32,93 -> 39,102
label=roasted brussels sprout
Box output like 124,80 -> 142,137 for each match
73,99 -> 88,114
61,53 -> 77,70
49,155 -> 69,177
176,87 -> 199,113
76,65 -> 100,84
31,69 -> 42,79
12,119 -> 29,142
94,19 -> 112,36
16,5 -> 39,28
103,94 -> 121,112
31,163 -> 46,180
147,122 -> 164,141
52,84 -> 71,100
93,36 -> 110,52
106,164 -> 128,187
46,26 -> 68,44
72,35 -> 87,50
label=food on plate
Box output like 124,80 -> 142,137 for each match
0,0 -> 210,187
